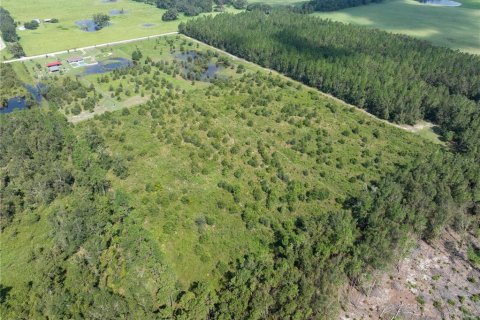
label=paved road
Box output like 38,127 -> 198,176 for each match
2,32 -> 179,64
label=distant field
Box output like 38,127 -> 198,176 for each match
313,0 -> 480,54
0,0 -> 239,56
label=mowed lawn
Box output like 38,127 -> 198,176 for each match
2,0 -> 202,55
313,0 -> 480,54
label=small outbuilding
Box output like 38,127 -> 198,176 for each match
47,61 -> 62,72
48,65 -> 60,72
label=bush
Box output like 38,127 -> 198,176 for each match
92,13 -> 110,29
24,20 -> 39,30
162,8 -> 178,21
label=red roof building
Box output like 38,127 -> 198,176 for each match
46,61 -> 62,67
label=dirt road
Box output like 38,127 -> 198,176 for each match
2,32 -> 179,64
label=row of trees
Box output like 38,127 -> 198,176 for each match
0,7 -> 18,42
134,0 -> 213,16
303,0 -> 384,12
0,7 -> 25,57
179,10 -> 480,158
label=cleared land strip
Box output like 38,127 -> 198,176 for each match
2,32 -> 179,64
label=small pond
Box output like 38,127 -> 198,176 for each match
75,20 -> 98,32
109,9 -> 126,15
0,84 -> 44,114
175,51 -> 223,81
418,0 -> 462,6
83,57 -> 132,75
102,0 -> 117,3
142,23 -> 155,27
1,97 -> 28,114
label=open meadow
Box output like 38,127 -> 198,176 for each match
312,0 -> 480,54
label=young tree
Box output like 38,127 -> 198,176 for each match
24,20 -> 39,30
93,13 -> 110,29
162,8 -> 178,21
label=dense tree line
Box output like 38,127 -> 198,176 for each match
133,0 -> 213,16
0,7 -> 18,42
180,10 -> 480,159
304,0 -> 384,12
0,7 -> 25,57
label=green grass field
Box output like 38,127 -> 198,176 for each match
313,0 -> 480,54
0,0 -> 239,56
1,35 -> 439,289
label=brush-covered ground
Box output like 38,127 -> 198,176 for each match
1,35 -> 440,310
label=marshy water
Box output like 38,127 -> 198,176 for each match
175,51 -> 222,81
418,0 -> 462,6
109,9 -> 126,15
83,57 -> 132,75
0,84 -> 44,114
75,20 -> 98,32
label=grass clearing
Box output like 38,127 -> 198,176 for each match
312,0 -> 480,54
1,0 -> 240,56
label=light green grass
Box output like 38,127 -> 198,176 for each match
313,0 -> 480,54
1,0 -> 240,56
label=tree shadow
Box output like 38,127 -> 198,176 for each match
0,284 -> 12,304
273,28 -> 353,59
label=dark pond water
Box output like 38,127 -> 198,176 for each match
0,84 -> 44,114
83,57 -> 132,75
175,51 -> 222,81
109,9 -> 126,15
419,0 -> 461,6
75,20 -> 98,32
1,97 -> 27,114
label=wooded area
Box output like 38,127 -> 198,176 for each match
305,0 -> 384,12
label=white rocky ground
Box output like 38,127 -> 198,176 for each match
341,230 -> 480,319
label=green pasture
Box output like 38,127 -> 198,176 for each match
1,0 -> 239,56
313,0 -> 480,54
